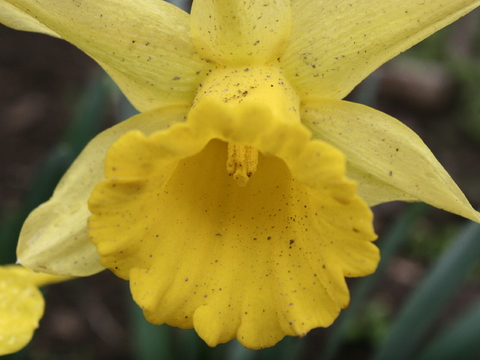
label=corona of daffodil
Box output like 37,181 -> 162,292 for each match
1,0 -> 480,350
0,266 -> 70,355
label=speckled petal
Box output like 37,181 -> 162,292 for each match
190,0 -> 291,65
0,1 -> 60,37
17,105 -> 189,276
282,0 -> 480,99
88,87 -> 378,349
302,98 -> 480,223
1,0 -> 213,111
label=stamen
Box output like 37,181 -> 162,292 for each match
226,143 -> 259,187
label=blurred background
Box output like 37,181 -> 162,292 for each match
1,5 -> 480,360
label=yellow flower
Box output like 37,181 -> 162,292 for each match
1,0 -> 480,350
0,265 -> 70,355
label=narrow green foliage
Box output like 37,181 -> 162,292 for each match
372,219 -> 480,360
130,299 -> 174,360
416,299 -> 480,360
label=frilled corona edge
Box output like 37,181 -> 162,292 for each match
88,94 -> 379,349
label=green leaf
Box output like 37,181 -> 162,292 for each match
416,299 -> 480,360
129,299 -> 174,360
372,218 -> 480,360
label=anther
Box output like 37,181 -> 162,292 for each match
226,143 -> 259,186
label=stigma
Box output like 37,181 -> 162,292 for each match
226,143 -> 259,187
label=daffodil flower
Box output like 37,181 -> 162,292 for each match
1,0 -> 479,350
0,265 -> 70,355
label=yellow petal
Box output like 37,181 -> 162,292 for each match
190,0 -> 291,65
282,0 -> 480,99
0,1 -> 59,37
88,91 -> 378,349
1,0 -> 213,111
301,98 -> 480,223
5,265 -> 73,287
0,266 -> 43,355
18,105 -> 189,276
0,266 -> 71,355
